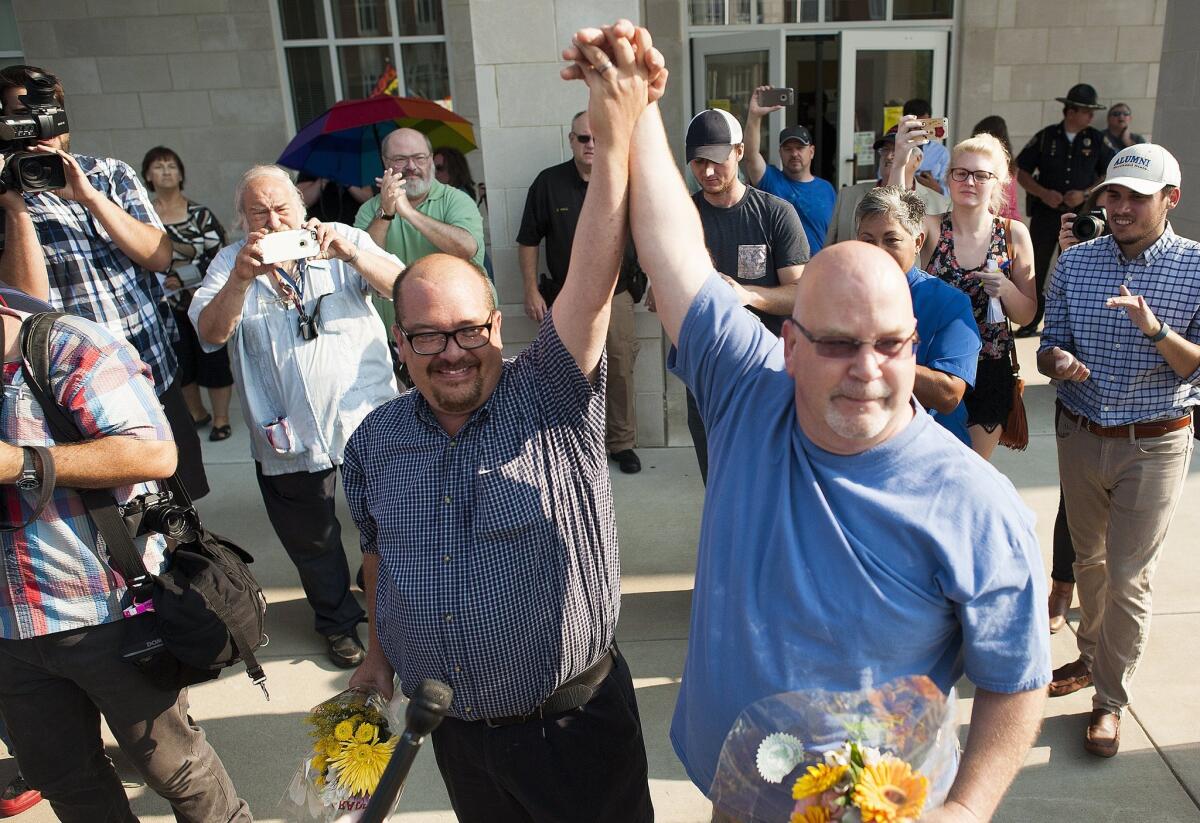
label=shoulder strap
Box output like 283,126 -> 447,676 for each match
17,313 -> 155,593
0,313 -> 58,532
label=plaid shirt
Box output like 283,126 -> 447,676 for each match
1041,224 -> 1200,425
0,310 -> 171,640
342,315 -> 618,721
0,154 -> 177,392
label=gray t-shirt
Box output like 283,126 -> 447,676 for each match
692,186 -> 809,335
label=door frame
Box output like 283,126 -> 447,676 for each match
690,30 -> 786,165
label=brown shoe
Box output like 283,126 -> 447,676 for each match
1048,658 -> 1093,697
1084,709 -> 1120,757
1048,580 -> 1074,634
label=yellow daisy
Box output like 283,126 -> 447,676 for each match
792,763 -> 847,800
334,720 -> 356,742
354,722 -> 378,743
852,759 -> 928,823
790,807 -> 831,823
330,736 -> 398,796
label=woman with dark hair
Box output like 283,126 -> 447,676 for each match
433,145 -> 495,281
141,146 -> 235,441
971,116 -> 1022,221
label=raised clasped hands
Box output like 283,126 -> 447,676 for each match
1105,284 -> 1160,336
560,20 -> 668,147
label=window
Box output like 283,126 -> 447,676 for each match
689,0 -> 950,24
275,0 -> 451,131
0,0 -> 23,70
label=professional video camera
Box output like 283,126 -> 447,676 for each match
0,69 -> 68,194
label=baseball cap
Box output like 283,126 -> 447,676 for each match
686,109 -> 743,163
779,125 -> 812,147
1096,144 -> 1181,195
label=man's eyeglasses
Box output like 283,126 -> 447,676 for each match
785,317 -> 918,359
384,153 -> 431,167
1110,110 -> 1131,117
570,132 -> 594,145
948,167 -> 998,184
398,316 -> 494,356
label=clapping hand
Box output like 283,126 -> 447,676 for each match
1105,285 -> 1161,337
375,168 -> 408,219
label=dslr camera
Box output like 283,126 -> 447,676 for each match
0,69 -> 69,194
120,491 -> 199,543
1072,207 -> 1108,242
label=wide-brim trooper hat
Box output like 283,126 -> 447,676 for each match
1054,83 -> 1105,110
1095,144 -> 1181,195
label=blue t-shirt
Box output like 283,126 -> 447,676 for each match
756,165 -> 837,255
907,265 -> 980,445
667,274 -> 1050,793
918,140 -> 950,187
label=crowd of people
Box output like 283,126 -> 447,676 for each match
0,17 -> 1194,822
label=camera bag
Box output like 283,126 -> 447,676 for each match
18,312 -> 269,696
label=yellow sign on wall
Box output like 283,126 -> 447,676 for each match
883,105 -> 903,135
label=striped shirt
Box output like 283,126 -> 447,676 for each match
0,311 -> 171,640
0,154 -> 177,392
1040,224 -> 1200,425
342,314 -> 618,721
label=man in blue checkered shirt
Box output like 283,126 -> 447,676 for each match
0,65 -> 209,500
1037,143 -> 1198,758
342,23 -> 666,822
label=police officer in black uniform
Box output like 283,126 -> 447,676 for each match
1015,83 -> 1114,336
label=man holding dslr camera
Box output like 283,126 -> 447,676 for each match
0,258 -> 249,817
1038,143 -> 1199,758
0,65 -> 210,501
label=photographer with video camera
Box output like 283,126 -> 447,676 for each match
192,165 -> 402,669
0,64 -> 211,503
0,259 -> 249,817
1037,143 -> 1200,759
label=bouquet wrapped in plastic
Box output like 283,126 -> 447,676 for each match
709,675 -> 959,822
281,687 -> 406,821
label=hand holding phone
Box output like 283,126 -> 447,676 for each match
915,117 -> 948,140
755,87 -> 795,109
258,229 -> 321,265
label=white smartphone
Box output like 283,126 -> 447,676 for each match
258,229 -> 320,265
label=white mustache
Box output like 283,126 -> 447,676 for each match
834,383 -> 892,402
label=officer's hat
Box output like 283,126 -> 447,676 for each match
1055,83 -> 1104,110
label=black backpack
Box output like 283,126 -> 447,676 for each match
19,312 -> 269,697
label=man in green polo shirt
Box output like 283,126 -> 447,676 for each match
355,127 -> 485,331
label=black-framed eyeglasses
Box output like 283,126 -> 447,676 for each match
785,317 -> 919,359
948,167 -> 998,184
398,315 -> 494,356
570,132 -> 594,144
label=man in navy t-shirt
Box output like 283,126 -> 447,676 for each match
852,186 -> 979,445
743,85 -> 837,254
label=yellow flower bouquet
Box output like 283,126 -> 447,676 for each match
708,676 -> 958,822
282,688 -> 403,821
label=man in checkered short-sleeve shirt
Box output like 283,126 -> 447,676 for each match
1038,143 -> 1200,758
0,65 -> 210,501
342,22 -> 664,823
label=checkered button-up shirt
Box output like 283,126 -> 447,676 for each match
342,314 -> 618,721
0,310 -> 171,640
0,154 -> 177,392
1041,224 -> 1200,425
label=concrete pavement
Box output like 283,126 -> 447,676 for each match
3,335 -> 1198,821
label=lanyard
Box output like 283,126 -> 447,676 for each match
273,263 -> 312,326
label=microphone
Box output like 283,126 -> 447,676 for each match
360,679 -> 453,822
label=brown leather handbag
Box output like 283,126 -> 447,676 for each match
998,218 -> 1029,450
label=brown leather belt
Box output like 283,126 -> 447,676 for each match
482,648 -> 616,728
1058,405 -> 1191,439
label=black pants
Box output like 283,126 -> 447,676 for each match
1026,204 -> 1063,330
686,389 -> 709,486
1052,487 -> 1076,583
254,463 -> 365,636
159,377 -> 210,500
430,649 -> 653,823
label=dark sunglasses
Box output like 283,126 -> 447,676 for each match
571,132 -> 594,145
786,317 -> 918,359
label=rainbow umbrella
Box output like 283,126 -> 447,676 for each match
277,96 -> 477,188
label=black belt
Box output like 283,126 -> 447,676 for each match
482,648 -> 615,728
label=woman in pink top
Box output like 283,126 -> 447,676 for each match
972,116 -> 1022,221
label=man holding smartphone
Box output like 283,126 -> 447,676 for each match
742,85 -> 837,254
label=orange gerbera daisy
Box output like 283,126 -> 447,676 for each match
792,763 -> 847,800
852,758 -> 928,822
790,806 -> 831,823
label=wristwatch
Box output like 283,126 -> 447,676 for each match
16,446 -> 41,491
375,207 -> 395,222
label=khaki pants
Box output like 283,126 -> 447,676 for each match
1056,412 -> 1193,713
605,290 -> 640,452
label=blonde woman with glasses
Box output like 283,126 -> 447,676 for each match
917,132 -> 1037,459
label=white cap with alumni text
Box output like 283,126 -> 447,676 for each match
1099,144 -> 1182,195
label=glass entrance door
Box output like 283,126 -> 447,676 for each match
691,31 -> 784,165
837,30 -> 949,188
